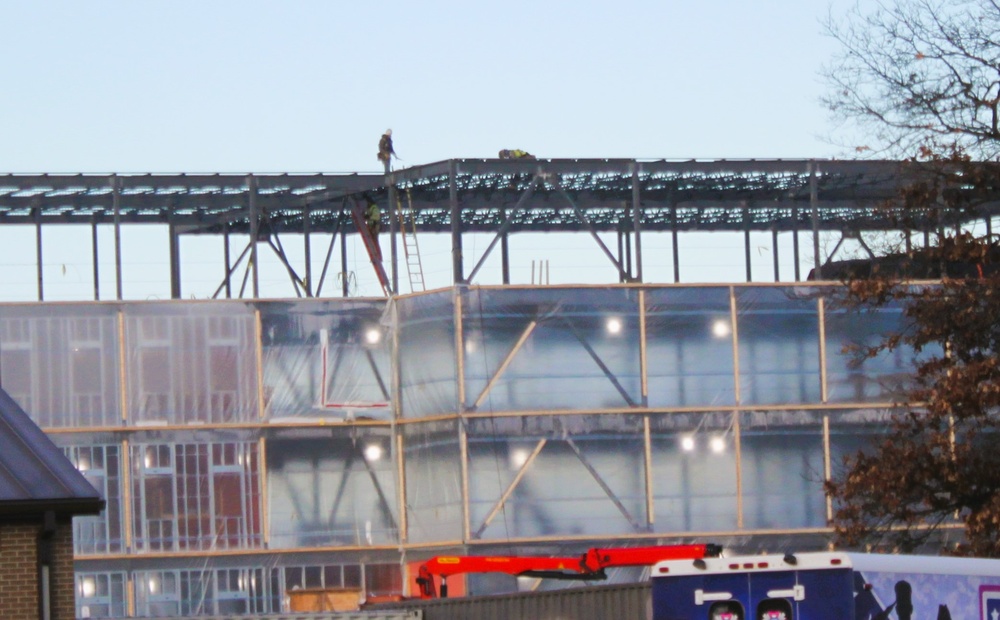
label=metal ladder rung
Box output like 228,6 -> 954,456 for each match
399,190 -> 426,293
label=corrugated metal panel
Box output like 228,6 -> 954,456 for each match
371,582 -> 651,620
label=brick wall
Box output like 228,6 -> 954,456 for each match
0,519 -> 76,620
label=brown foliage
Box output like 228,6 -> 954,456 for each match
826,153 -> 1000,557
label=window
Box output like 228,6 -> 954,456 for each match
757,598 -> 793,620
709,601 -> 745,620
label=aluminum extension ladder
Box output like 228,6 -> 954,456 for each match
398,190 -> 426,293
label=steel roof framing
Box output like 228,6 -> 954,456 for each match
2,159 -> 998,300
2,159 -> 990,233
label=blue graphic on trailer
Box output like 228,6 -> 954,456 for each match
982,586 -> 1000,620
652,553 -> 1000,620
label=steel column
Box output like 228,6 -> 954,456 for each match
810,162 -> 821,280
793,206 -> 801,281
632,162 -> 643,282
450,160 -> 464,284
501,204 -> 510,285
772,229 -> 780,282
341,220 -> 349,297
34,203 -> 43,301
223,225 -> 232,299
91,218 -> 100,300
248,174 -> 260,298
112,175 -> 123,300
303,204 -> 313,297
743,201 -> 752,282
386,159 -> 400,294
617,230 -> 625,283
168,221 -> 181,299
671,197 -> 680,283
624,225 -> 632,280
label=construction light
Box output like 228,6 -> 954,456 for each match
681,436 -> 696,452
510,447 -> 530,469
148,576 -> 159,595
606,317 -> 623,335
364,327 -> 382,345
710,437 -> 726,453
364,444 -> 384,462
711,319 -> 731,338
81,577 -> 96,598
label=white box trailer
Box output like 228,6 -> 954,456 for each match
651,552 -> 1000,620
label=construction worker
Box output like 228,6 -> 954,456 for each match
378,129 -> 395,164
363,195 -> 382,259
499,149 -> 535,160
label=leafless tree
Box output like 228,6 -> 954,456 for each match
824,0 -> 1000,157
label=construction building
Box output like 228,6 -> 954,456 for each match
0,159 -> 986,617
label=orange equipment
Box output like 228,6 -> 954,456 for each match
415,543 -> 722,598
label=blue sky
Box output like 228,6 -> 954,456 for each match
0,1 -> 868,173
0,1 -> 876,299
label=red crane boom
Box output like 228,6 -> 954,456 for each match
415,543 -> 721,598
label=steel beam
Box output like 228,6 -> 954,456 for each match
470,320 -> 538,411
564,436 -> 644,532
562,317 -> 636,407
473,438 -> 546,539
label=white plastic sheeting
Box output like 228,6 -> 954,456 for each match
0,284 -> 938,617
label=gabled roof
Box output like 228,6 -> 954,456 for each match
0,387 -> 104,518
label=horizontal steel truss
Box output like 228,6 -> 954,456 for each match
6,159 -> 1000,300
3,160 -> 995,233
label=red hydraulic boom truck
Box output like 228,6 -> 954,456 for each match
414,543 -> 721,599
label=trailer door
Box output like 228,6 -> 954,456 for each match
748,570 -> 799,620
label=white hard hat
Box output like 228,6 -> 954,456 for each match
385,129 -> 392,136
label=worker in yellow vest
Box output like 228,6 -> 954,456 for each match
363,196 -> 382,259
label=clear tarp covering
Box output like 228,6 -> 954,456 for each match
461,287 -> 642,412
739,410 -> 826,529
127,429 -> 263,552
79,551 -> 403,617
403,419 -> 463,542
50,432 -> 126,554
648,411 -> 738,532
0,303 -> 121,427
645,287 -> 737,408
735,287 -> 822,406
397,291 -> 458,417
124,303 -> 259,424
259,299 -> 391,421
824,296 -> 917,403
0,284 -> 944,618
466,414 -> 647,539
267,426 -> 398,548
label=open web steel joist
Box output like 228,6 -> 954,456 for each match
2,158 -> 999,300
2,159 -> 988,232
